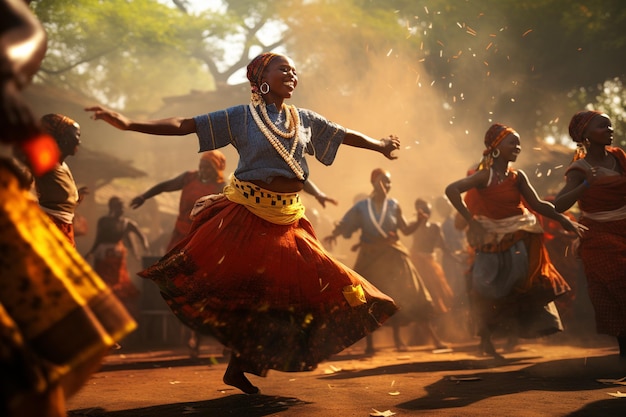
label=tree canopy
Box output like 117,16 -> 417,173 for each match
30,0 -> 626,145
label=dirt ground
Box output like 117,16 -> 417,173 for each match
66,332 -> 626,417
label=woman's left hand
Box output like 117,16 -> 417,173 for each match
381,135 -> 400,160
560,216 -> 588,237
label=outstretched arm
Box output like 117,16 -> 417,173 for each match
130,172 -> 187,209
342,130 -> 400,160
518,169 -> 585,236
85,105 -> 196,136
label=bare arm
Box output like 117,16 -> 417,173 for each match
518,169 -> 584,236
342,130 -> 400,160
403,209 -> 428,235
130,172 -> 187,209
303,178 -> 338,208
444,169 -> 489,224
126,220 -> 149,251
517,169 -> 560,218
84,105 -> 196,136
444,169 -> 490,244
553,167 -> 590,213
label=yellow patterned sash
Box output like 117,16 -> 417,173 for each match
224,176 -> 305,225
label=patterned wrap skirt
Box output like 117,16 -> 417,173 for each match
140,181 -> 398,376
578,216 -> 626,337
0,162 -> 136,412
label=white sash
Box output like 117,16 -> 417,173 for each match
367,198 -> 389,238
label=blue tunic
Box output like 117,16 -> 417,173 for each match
335,198 -> 402,244
194,103 -> 346,184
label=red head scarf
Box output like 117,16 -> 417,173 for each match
568,110 -> 603,160
568,110 -> 603,143
246,52 -> 280,102
477,123 -> 517,170
200,150 -> 227,183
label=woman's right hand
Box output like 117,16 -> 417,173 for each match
84,106 -> 130,130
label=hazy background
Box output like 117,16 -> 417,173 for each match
23,0 -> 626,260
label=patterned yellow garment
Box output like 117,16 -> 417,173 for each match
0,162 -> 136,410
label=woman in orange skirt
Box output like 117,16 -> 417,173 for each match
445,123 -> 584,358
85,52 -> 400,394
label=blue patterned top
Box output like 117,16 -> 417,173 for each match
193,103 -> 346,184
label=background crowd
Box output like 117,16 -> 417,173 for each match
2,0 -> 625,416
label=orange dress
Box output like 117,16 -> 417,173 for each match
464,170 -> 570,338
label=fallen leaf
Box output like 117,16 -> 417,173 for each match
607,391 -> 626,398
597,377 -> 626,386
370,409 -> 396,416
324,365 -> 342,374
388,391 -> 401,396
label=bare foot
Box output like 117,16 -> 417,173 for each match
223,367 -> 259,394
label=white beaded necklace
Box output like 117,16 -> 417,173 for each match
259,101 -> 298,139
249,102 -> 305,180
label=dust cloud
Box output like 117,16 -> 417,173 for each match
72,7 -> 576,252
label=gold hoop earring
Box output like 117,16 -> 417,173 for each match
260,82 -> 270,94
492,149 -> 500,158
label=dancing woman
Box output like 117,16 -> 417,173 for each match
445,123 -> 583,358
86,52 -> 400,394
554,110 -> 626,358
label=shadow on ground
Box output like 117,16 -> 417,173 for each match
68,395 -> 310,417
319,352 -> 626,416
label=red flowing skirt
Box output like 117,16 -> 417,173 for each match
140,197 -> 397,375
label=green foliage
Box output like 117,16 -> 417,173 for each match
372,0 -> 626,142
30,0 -> 233,111
28,0 -> 626,143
